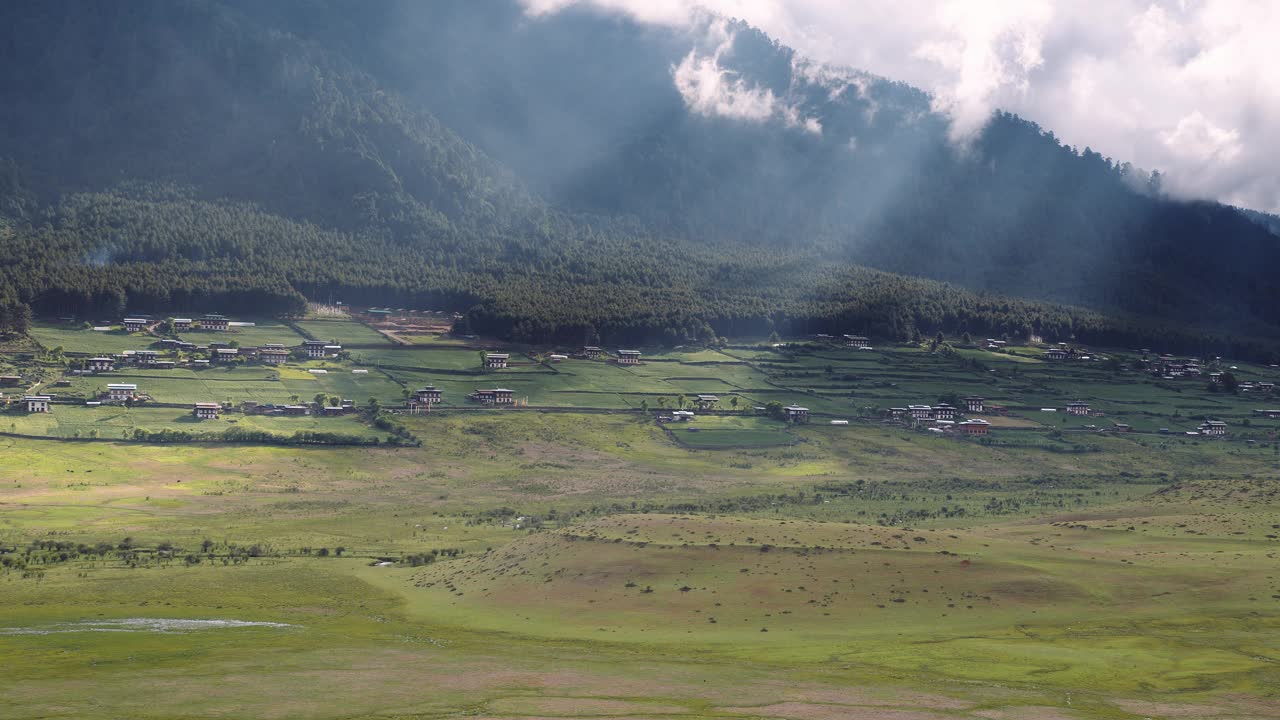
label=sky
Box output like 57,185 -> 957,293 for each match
523,0 -> 1280,214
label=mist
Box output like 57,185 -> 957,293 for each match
525,0 -> 1280,215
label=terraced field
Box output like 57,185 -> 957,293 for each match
3,333 -> 1280,719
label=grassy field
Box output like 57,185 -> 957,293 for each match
1,403 -> 387,440
179,318 -> 306,346
28,322 -> 157,354
3,333 -> 1280,719
294,319 -> 394,345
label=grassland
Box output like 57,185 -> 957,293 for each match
294,318 -> 394,345
28,322 -> 157,354
3,333 -> 1280,719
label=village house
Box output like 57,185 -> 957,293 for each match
301,340 -> 337,359
958,419 -> 990,436
105,383 -> 138,402
23,394 -> 51,412
1112,423 -> 1131,433
412,385 -> 443,406
193,402 -> 221,420
1042,348 -> 1068,361
888,407 -> 908,421
0,375 -> 22,386
963,396 -> 985,413
134,350 -> 160,366
193,359 -> 210,368
24,395 -> 51,413
152,360 -> 176,370
1066,400 -> 1091,416
172,318 -> 192,331
471,388 -> 514,405
281,405 -> 311,416
844,335 -> 870,348
617,350 -> 642,365
908,404 -> 933,420
932,404 -> 957,421
695,394 -> 720,409
671,410 -> 695,421
1252,409 -> 1280,419
1259,382 -> 1275,394
1208,372 -> 1223,384
123,317 -> 149,333
548,354 -> 568,362
200,314 -> 229,331
985,339 -> 1008,350
213,348 -> 239,363
484,353 -> 509,370
260,348 -> 289,365
1199,420 -> 1228,437
784,405 -> 810,423
582,346 -> 604,359
86,357 -> 114,372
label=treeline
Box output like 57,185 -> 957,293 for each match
1,186 -> 1277,361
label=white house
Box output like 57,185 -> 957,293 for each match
412,386 -> 443,406
617,350 -> 642,365
86,357 -> 114,372
963,396 -> 985,413
484,353 -> 509,369
1066,401 -> 1091,416
471,388 -> 514,405
1199,420 -> 1227,437
24,395 -> 51,413
123,318 -> 148,333
193,402 -> 221,420
106,383 -> 138,402
200,314 -> 229,331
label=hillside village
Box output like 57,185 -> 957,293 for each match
1,308 -> 1278,448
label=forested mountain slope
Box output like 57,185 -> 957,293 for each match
0,0 -> 1276,358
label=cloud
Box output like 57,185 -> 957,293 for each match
522,0 -> 1280,213
671,19 -> 823,133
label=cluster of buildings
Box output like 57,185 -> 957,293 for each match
122,314 -> 229,334
888,397 -> 992,436
74,340 -> 342,374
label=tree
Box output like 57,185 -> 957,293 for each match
764,401 -> 785,421
1221,372 -> 1239,393
639,399 -> 649,413
730,396 -> 739,412
314,392 -> 328,406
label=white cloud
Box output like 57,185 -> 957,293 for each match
671,19 -> 824,132
522,0 -> 1280,213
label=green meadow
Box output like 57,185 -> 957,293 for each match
3,334 -> 1280,719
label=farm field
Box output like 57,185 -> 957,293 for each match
28,322 -> 158,354
294,319 -> 395,346
1,403 -> 387,440
666,414 -> 796,448
3,331 -> 1280,719
178,318 -> 306,346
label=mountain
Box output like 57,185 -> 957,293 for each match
0,0 -> 1276,358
